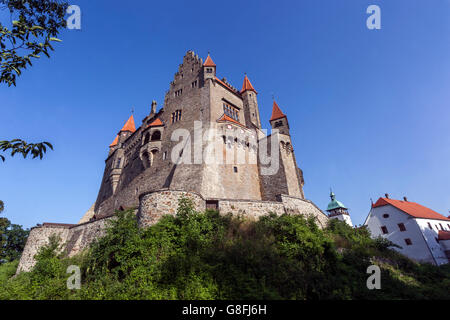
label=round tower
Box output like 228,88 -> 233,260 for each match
326,191 -> 353,227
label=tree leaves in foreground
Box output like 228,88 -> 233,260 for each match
0,0 -> 68,86
0,139 -> 53,161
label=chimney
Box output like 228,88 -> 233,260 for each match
385,193 -> 389,199
403,196 -> 408,202
151,100 -> 157,115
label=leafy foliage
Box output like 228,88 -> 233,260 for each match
0,215 -> 29,263
0,0 -> 68,86
0,139 -> 53,161
0,199 -> 449,300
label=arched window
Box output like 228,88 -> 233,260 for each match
151,130 -> 161,141
144,132 -> 150,145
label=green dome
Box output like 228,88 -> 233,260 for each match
326,192 -> 347,211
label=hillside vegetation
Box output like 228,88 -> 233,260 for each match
0,197 -> 449,300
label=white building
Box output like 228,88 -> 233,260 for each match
326,191 -> 353,227
364,195 -> 450,265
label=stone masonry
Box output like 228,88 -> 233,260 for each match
17,50 -> 328,273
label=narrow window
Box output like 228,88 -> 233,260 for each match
398,223 -> 406,232
233,166 -> 238,173
404,238 -> 412,246
163,151 -> 167,160
383,214 -> 389,218
116,158 -> 121,169
381,226 -> 388,234
439,223 -> 444,231
428,222 -> 433,230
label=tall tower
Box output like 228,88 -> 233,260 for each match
202,53 -> 216,82
261,100 -> 304,199
240,75 -> 261,128
326,191 -> 353,227
97,114 -> 136,204
269,100 -> 290,135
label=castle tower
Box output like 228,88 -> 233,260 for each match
202,53 -> 216,81
326,191 -> 353,227
259,100 -> 304,200
241,75 -> 261,129
269,100 -> 290,136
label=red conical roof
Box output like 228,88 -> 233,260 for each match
270,101 -> 286,121
109,135 -> 119,147
240,75 -> 257,94
120,115 -> 136,133
203,54 -> 216,67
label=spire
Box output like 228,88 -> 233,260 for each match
240,74 -> 257,94
109,135 -> 119,147
119,114 -> 136,133
270,100 -> 286,121
203,53 -> 216,67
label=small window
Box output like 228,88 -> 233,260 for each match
191,80 -> 198,88
381,226 -> 388,234
383,214 -> 389,218
274,121 -> 283,128
172,110 -> 182,123
439,223 -> 444,231
162,151 -> 167,160
116,158 -> 121,169
405,238 -> 412,246
206,68 -> 213,73
206,200 -> 219,210
233,166 -> 238,173
398,223 -> 406,232
428,222 -> 433,230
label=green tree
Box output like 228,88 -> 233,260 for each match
0,0 -> 68,86
0,215 -> 29,263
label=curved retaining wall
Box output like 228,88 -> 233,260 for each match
17,190 -> 328,273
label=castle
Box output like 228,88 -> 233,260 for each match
17,51 -> 328,273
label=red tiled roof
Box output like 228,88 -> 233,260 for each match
240,75 -> 257,94
109,135 -> 119,147
147,118 -> 163,127
270,100 -> 286,121
120,115 -> 136,133
438,230 -> 450,241
372,198 -> 450,221
217,114 -> 245,127
203,54 -> 216,67
214,77 -> 238,94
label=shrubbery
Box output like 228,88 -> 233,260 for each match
0,197 -> 449,300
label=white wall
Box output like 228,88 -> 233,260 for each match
330,214 -> 353,227
364,205 -> 436,265
414,218 -> 450,265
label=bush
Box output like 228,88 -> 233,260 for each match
0,199 -> 449,300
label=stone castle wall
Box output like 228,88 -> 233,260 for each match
17,189 -> 328,273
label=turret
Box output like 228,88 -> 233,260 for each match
240,75 -> 261,128
202,53 -> 216,81
269,100 -> 290,136
326,191 -> 353,227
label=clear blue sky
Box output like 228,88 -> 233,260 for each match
1,0 -> 450,229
